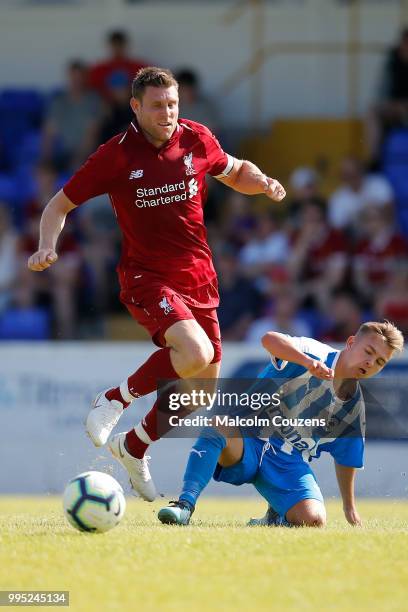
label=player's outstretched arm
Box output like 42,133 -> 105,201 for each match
27,190 -> 77,272
262,332 -> 334,380
217,158 -> 286,201
334,462 -> 362,526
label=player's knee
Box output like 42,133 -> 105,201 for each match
182,338 -> 214,376
299,511 -> 326,528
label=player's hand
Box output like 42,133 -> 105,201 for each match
344,506 -> 362,527
305,358 -> 334,380
262,177 -> 286,202
27,249 -> 58,271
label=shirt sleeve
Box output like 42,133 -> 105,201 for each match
321,436 -> 365,468
268,336 -> 329,371
201,127 -> 234,177
63,141 -> 118,206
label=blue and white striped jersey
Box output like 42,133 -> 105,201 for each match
256,336 -> 365,468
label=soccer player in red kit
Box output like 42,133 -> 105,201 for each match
28,67 -> 286,501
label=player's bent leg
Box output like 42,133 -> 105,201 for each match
285,499 -> 327,527
158,427 -> 229,525
165,319 -> 215,378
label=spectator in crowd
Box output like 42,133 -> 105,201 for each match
239,213 -> 289,282
219,191 -> 257,249
289,201 -> 348,310
75,198 -> 120,331
89,30 -> 148,102
374,269 -> 408,336
286,166 -> 326,229
321,291 -> 364,344
353,206 -> 408,306
0,203 -> 18,312
97,73 -> 134,144
23,161 -> 60,219
176,68 -> 219,131
328,156 -> 394,232
19,206 -> 82,340
366,27 -> 408,164
42,60 -> 102,172
216,246 -> 263,341
245,289 -> 311,344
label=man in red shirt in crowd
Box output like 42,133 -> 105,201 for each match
89,30 -> 148,101
28,67 -> 286,501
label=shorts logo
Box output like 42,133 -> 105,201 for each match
159,296 -> 173,315
188,178 -> 198,198
129,169 -> 144,179
183,152 -> 197,176
190,449 -> 206,458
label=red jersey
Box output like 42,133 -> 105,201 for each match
354,232 -> 408,286
63,119 -> 233,307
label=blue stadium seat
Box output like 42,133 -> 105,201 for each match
0,307 -> 51,340
0,89 -> 45,169
382,129 -> 408,237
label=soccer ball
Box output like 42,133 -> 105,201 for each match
63,471 -> 126,533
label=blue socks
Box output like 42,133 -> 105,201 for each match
179,428 -> 226,508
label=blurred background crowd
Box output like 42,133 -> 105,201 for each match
1,23 -> 408,344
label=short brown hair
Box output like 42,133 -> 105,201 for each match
356,320 -> 405,353
132,67 -> 178,100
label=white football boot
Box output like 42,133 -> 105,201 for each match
86,389 -> 124,447
108,432 -> 157,502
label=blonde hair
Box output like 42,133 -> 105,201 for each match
357,320 -> 405,353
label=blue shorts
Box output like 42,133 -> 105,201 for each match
213,437 -> 324,518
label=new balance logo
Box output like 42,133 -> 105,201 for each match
129,169 -> 144,179
190,449 -> 206,458
159,296 -> 173,315
188,178 -> 198,198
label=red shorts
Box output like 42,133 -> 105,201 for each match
119,281 -> 222,363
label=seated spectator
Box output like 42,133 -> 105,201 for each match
42,60 -> 102,171
19,209 -> 82,339
239,213 -> 289,281
89,30 -> 148,102
245,290 -> 311,344
175,68 -> 219,131
366,27 -> 408,164
216,245 -> 263,341
23,161 -> 59,220
353,206 -> 408,306
289,201 -> 348,310
328,157 -> 394,232
219,191 -> 257,249
75,198 -> 120,328
0,203 -> 18,312
98,73 -> 133,144
286,167 -> 326,229
321,291 -> 364,344
375,269 -> 408,336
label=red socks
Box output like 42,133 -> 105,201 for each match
106,347 -> 180,410
105,387 -> 130,408
125,401 -> 159,458
127,347 -> 179,398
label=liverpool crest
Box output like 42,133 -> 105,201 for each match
183,152 -> 197,176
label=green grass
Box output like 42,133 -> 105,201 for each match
0,498 -> 407,612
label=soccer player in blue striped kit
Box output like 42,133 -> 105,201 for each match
158,321 -> 403,527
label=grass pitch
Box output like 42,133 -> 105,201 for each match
0,497 -> 407,612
